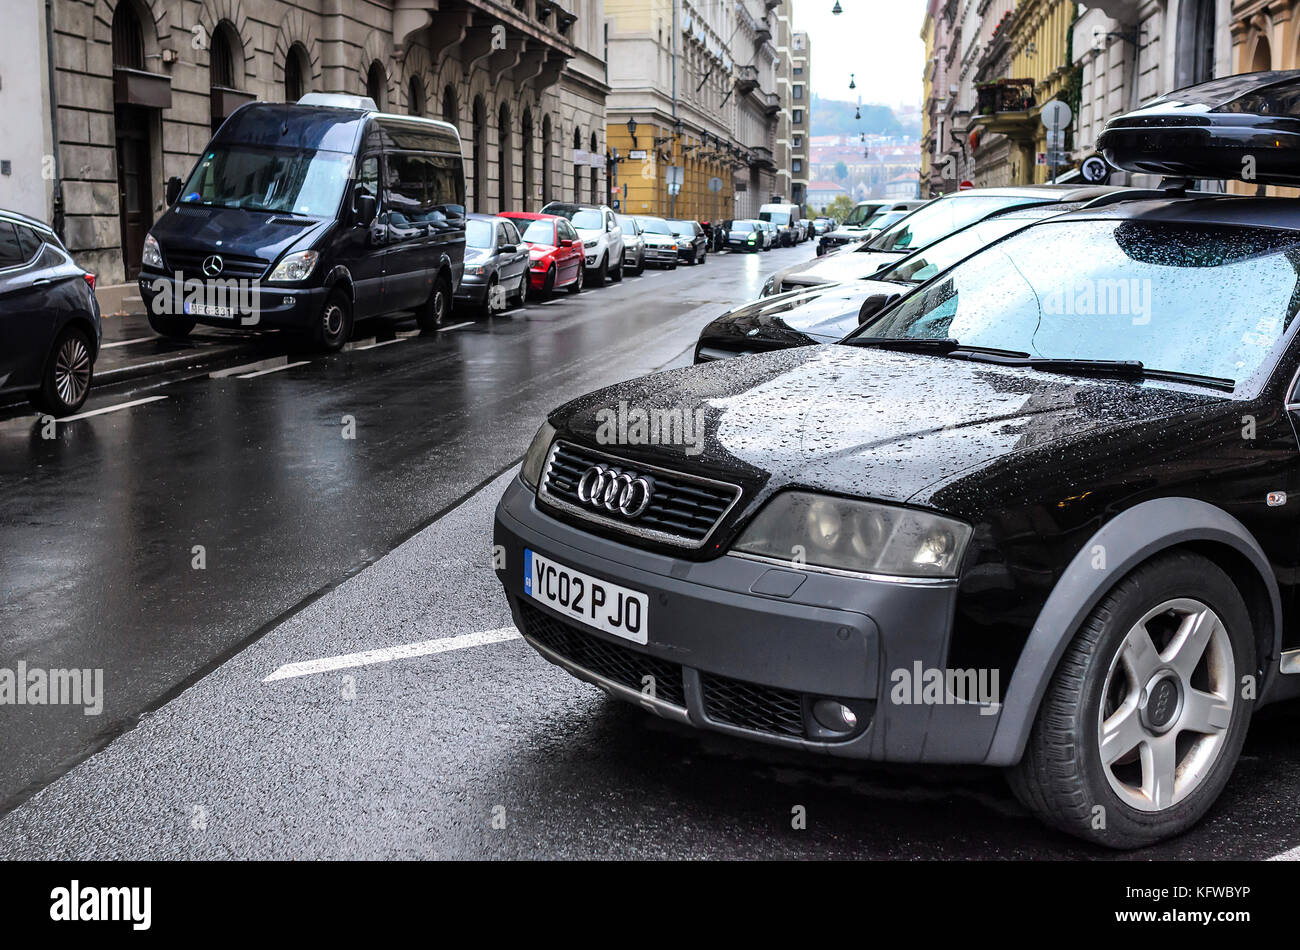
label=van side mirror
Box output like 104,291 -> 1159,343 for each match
858,292 -> 902,325
353,187 -> 378,226
165,176 -> 183,205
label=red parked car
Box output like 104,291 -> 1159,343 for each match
499,212 -> 585,298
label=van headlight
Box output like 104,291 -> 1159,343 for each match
142,233 -> 164,270
732,492 -> 972,578
267,250 -> 319,282
520,419 -> 557,490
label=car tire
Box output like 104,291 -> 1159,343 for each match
610,251 -> 624,282
1007,551 -> 1254,849
567,264 -> 584,294
592,254 -> 608,287
513,270 -> 528,309
147,312 -> 196,339
540,266 -> 556,300
629,252 -> 644,276
30,325 -> 94,417
700,250 -> 707,265
417,274 -> 451,331
312,288 -> 353,351
477,275 -> 500,318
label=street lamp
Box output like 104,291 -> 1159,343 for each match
626,116 -> 638,148
855,107 -> 861,120
831,0 -> 842,13
849,73 -> 856,90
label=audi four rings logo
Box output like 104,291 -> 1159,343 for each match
202,255 -> 224,277
576,464 -> 654,518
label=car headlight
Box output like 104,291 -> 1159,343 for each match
520,419 -> 557,490
267,250 -> 319,282
142,233 -> 164,270
584,240 -> 597,249
732,492 -> 972,578
762,276 -> 777,295
465,265 -> 484,276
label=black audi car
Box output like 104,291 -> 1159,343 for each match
495,74 -> 1300,848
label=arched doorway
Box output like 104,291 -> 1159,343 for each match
472,96 -> 487,211
541,115 -> 553,205
366,61 -> 387,109
408,76 -> 425,116
112,0 -> 152,280
284,43 -> 310,101
208,21 -> 243,133
442,85 -> 457,127
590,132 -> 600,207
573,128 -> 582,202
1251,36 -> 1273,73
521,110 -> 534,210
498,102 -> 513,211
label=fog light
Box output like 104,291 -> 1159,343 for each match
812,699 -> 858,733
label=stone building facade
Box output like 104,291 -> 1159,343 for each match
27,0 -> 608,285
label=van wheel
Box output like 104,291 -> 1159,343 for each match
417,274 -> 451,331
147,312 -> 195,339
566,264 -> 584,294
313,289 -> 353,351
1007,551 -> 1253,849
30,326 -> 94,416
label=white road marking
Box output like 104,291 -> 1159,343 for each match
58,395 -> 168,422
538,298 -> 568,305
497,308 -> 522,316
437,321 -> 474,332
99,336 -> 156,349
351,338 -> 406,351
237,360 -> 311,379
1269,844 -> 1300,860
262,626 -> 521,682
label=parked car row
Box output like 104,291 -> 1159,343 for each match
493,72 -> 1300,850
816,199 -> 928,255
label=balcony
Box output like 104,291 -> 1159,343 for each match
972,79 -> 1039,142
763,92 -> 780,116
735,65 -> 759,95
749,145 -> 775,169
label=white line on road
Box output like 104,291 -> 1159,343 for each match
237,360 -> 312,379
262,626 -> 521,681
58,395 -> 168,422
351,338 -> 407,351
437,321 -> 474,332
99,336 -> 157,349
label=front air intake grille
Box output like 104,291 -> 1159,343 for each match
164,249 -> 268,281
700,673 -> 807,738
538,441 -> 740,548
519,602 -> 686,707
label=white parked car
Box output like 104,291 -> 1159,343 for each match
540,202 -> 626,285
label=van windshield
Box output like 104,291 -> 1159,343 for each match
179,146 -> 353,216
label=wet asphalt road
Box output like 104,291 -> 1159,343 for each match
2,244 -> 1300,859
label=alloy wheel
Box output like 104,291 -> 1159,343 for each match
54,335 -> 91,407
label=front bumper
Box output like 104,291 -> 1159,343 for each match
454,271 -> 490,303
644,245 -> 677,265
138,272 -> 324,330
494,476 -> 1002,763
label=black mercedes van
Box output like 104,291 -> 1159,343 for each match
138,94 -> 465,350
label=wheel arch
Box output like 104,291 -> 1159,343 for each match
322,265 -> 354,301
984,497 -> 1282,766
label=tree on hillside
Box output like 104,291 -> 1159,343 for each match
821,195 -> 856,220
834,161 -> 848,180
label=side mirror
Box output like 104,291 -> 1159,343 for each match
559,239 -> 576,248
353,187 -> 378,226
165,176 -> 183,205
499,243 -> 517,254
858,292 -> 902,325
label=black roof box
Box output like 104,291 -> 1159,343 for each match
1098,70 -> 1300,186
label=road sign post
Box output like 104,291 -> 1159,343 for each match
1040,100 -> 1072,184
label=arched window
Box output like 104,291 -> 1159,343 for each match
366,61 -> 387,109
1251,36 -> 1272,73
541,115 -> 553,205
442,85 -> 458,126
408,76 -> 425,116
498,102 -> 513,211
573,128 -> 582,202
590,132 -> 600,206
521,110 -> 534,210
284,43 -> 310,102
111,1 -> 144,69
472,96 -> 488,211
210,23 -> 235,89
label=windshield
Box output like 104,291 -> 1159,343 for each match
520,220 -> 555,244
557,209 -> 603,229
731,221 -> 755,232
615,215 -> 637,234
844,203 -> 884,226
638,217 -> 673,235
761,211 -> 791,225
179,146 -> 352,216
848,220 -> 1300,387
669,220 -> 694,234
466,219 -> 494,248
878,214 -> 1046,284
866,195 -> 1039,252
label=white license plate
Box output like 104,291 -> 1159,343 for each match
524,549 -> 648,644
184,302 -> 234,318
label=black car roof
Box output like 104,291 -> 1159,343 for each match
1037,194 -> 1300,232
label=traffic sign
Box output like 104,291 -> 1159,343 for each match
1080,154 -> 1110,183
708,176 -> 723,193
1041,100 -> 1072,131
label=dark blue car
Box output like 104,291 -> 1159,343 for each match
138,94 -> 466,351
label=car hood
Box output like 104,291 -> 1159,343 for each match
466,246 -> 492,262
150,204 -> 327,264
783,249 -> 903,286
701,279 -> 909,350
643,234 -> 677,245
574,227 -> 602,242
526,241 -> 557,255
548,344 -> 1226,522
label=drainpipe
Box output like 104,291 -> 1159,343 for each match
44,0 -> 64,238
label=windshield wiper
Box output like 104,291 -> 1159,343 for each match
851,337 -> 1032,359
954,352 -> 1236,391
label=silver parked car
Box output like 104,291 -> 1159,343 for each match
456,214 -> 530,316
613,213 -> 646,276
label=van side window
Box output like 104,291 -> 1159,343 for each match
386,153 -> 428,228
357,155 -> 380,205
428,155 -> 465,225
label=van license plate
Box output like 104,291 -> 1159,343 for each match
524,549 -> 648,644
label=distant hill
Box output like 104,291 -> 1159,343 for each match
810,94 -> 920,139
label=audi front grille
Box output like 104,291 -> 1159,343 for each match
537,441 -> 741,548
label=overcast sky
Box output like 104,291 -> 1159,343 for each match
790,0 -> 925,109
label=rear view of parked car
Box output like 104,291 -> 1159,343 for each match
456,214 -> 529,316
139,95 -> 466,350
0,210 -> 101,416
